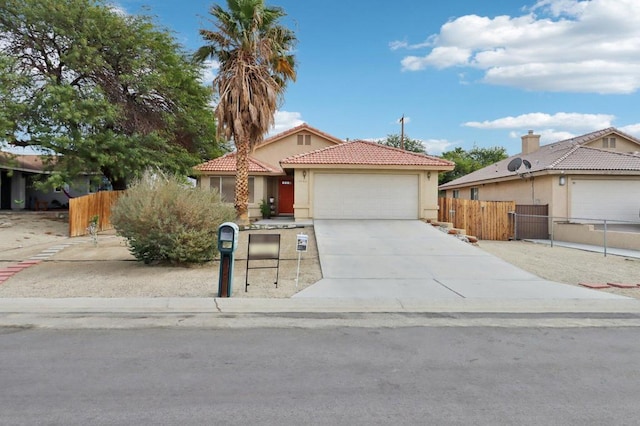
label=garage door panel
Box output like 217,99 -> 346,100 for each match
571,180 -> 640,223
314,174 -> 418,219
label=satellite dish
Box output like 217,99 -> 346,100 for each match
507,157 -> 522,172
522,159 -> 532,170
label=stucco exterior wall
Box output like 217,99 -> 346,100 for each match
10,171 -> 26,210
252,133 -> 337,168
421,171 -> 440,220
446,176 -> 555,206
584,135 -> 640,153
553,222 -> 640,251
251,175 -> 268,219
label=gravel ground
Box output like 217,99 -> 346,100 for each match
1,212 -> 638,298
477,240 -> 640,298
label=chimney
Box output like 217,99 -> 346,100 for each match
521,130 -> 540,154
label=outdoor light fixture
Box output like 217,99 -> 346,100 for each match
302,170 -> 307,179
427,171 -> 432,180
559,176 -> 566,186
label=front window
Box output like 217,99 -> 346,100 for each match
210,176 -> 254,204
470,187 -> 479,200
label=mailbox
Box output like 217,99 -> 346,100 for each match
217,222 -> 239,254
217,222 -> 239,297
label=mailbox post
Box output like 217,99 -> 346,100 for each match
217,222 -> 239,297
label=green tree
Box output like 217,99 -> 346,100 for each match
0,0 -> 223,190
439,145 -> 508,184
379,134 -> 426,153
195,0 -> 297,225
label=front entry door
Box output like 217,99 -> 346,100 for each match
278,177 -> 294,214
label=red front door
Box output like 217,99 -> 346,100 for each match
278,177 -> 294,214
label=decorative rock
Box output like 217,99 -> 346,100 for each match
579,282 -> 610,289
607,282 -> 638,289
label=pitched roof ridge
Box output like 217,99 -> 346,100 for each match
350,139 -> 425,156
248,155 -> 281,173
607,127 -> 640,145
546,127 -> 616,150
576,144 -> 640,158
350,139 -> 455,163
194,151 -> 281,173
281,140 -> 344,162
280,139 -> 455,167
257,123 -> 343,147
548,144 -> 581,168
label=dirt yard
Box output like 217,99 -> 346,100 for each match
0,212 -> 638,298
0,211 -> 321,298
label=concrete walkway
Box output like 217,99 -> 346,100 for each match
294,220 -> 626,300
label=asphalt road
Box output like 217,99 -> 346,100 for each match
2,326 -> 640,425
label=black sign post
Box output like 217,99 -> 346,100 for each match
245,234 -> 281,292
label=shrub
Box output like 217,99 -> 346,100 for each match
111,170 -> 236,264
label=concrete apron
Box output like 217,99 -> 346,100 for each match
294,220 -> 626,300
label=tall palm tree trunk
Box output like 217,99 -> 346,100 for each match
235,136 -> 250,225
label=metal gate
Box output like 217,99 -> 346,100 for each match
515,205 -> 549,239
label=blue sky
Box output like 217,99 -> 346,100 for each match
113,0 -> 640,155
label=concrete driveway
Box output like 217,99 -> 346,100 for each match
293,220 -> 625,299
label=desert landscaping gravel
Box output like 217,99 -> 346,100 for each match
1,211 -> 638,299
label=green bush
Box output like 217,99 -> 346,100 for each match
111,170 -> 236,264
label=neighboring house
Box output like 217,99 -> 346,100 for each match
194,123 -> 454,221
439,128 -> 640,224
0,152 -> 98,210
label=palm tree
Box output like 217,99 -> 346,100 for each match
195,0 -> 296,225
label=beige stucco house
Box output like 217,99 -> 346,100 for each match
195,123 -> 454,221
439,128 -> 640,248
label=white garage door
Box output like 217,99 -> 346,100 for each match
571,179 -> 640,223
313,174 -> 419,219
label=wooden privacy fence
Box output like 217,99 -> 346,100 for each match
69,191 -> 125,237
438,198 -> 515,241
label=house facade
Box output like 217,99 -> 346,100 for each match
195,124 -> 454,221
0,152 -> 97,210
439,128 -> 640,248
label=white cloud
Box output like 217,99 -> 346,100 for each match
389,37 -> 435,51
268,111 -> 305,135
422,139 -> 453,155
619,123 -> 640,138
393,0 -> 640,94
464,112 -> 615,131
509,129 -> 576,145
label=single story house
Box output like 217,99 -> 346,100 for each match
0,152 -> 99,210
194,124 -> 454,221
439,128 -> 640,248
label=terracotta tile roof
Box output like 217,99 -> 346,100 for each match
194,152 -> 283,174
280,140 -> 455,168
257,123 -> 344,148
440,127 -> 640,189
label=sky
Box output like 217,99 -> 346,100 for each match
28,0 -> 640,156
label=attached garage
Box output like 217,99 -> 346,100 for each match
571,179 -> 640,223
279,140 -> 455,221
313,173 -> 419,219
